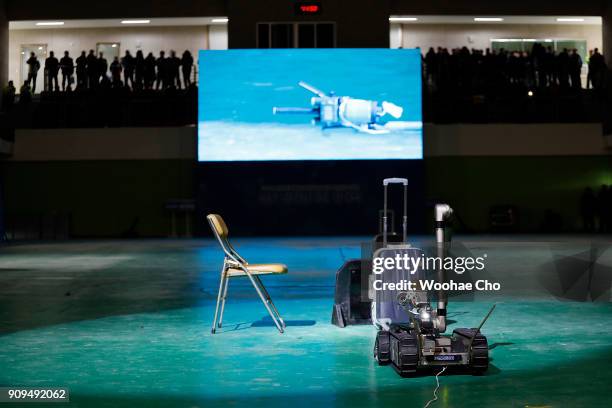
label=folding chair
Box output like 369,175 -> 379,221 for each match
207,214 -> 287,334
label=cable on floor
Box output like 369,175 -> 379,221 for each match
423,366 -> 447,408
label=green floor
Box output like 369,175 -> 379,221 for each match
0,237 -> 611,407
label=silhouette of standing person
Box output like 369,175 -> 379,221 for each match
134,50 -> 145,90
424,47 -> 437,87
557,48 -> 570,89
97,52 -> 108,84
181,50 -> 194,88
86,49 -> 98,88
155,51 -> 166,90
19,80 -> 32,104
168,50 -> 181,88
569,49 -> 582,89
75,51 -> 87,89
144,52 -> 156,89
26,52 -> 40,93
606,186 -> 612,233
580,187 -> 596,232
110,56 -> 123,85
2,80 -> 16,111
45,51 -> 60,92
586,50 -> 594,89
597,185 -> 610,232
544,46 -> 555,86
589,48 -> 606,90
59,51 -> 74,91
121,50 -> 135,88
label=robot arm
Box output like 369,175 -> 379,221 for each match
298,81 -> 327,97
435,204 -> 453,333
381,101 -> 403,119
272,107 -> 316,114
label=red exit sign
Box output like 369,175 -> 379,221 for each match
295,2 -> 322,15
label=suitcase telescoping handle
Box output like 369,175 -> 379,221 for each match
382,178 -> 408,247
383,178 -> 408,186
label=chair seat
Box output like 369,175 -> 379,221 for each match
226,263 -> 288,277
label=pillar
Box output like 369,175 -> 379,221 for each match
604,3 -> 612,67
0,0 -> 8,103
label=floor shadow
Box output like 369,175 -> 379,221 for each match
446,311 -> 470,317
394,362 -> 502,378
216,322 -> 253,333
216,317 -> 318,333
251,316 -> 317,327
483,362 -> 502,376
489,342 -> 515,350
0,268 -> 34,273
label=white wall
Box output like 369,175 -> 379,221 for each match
208,25 -> 228,50
389,24 -> 402,49
9,25 -> 228,90
395,23 -> 602,52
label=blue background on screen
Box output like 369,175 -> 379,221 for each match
198,49 -> 422,161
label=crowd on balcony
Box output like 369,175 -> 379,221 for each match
10,48 -> 196,102
1,43 -> 609,124
422,44 -> 607,95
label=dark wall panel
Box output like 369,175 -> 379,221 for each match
1,159 -> 195,238
425,155 -> 612,232
8,0 -> 605,21
2,155 -> 610,237
604,2 -> 612,66
0,0 -> 7,101
6,0 -> 227,20
197,160 -> 425,236
227,0 -> 390,48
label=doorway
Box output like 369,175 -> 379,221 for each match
96,42 -> 121,69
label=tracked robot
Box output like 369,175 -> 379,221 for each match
372,180 -> 495,376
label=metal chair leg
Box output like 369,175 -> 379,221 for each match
245,272 -> 284,333
218,274 -> 230,328
255,276 -> 285,328
211,261 -> 226,334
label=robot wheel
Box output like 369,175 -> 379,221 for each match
470,333 -> 489,375
374,330 -> 391,365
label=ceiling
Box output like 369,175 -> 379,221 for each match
9,17 -> 228,30
389,15 -> 602,25
9,15 -> 602,31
